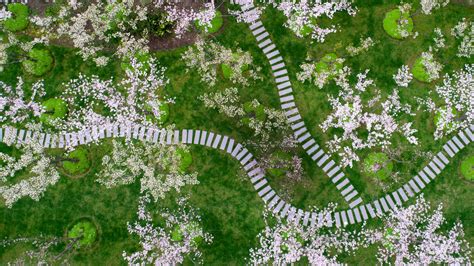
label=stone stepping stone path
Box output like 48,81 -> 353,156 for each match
1,123 -> 472,228
240,1 -> 364,209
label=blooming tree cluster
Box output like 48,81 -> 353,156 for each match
0,78 -> 45,124
297,55 -> 345,89
97,139 -> 198,201
271,0 -> 357,42
321,68 -> 418,167
371,196 -> 471,264
393,65 -> 413,87
123,195 -> 213,265
420,0 -> 450,15
451,18 -> 473,58
419,51 -> 443,82
58,57 -> 169,131
432,27 -> 446,51
163,1 -> 217,37
182,39 -> 260,87
0,135 -> 60,208
346,37 -> 376,56
432,64 -> 473,139
249,207 -> 370,264
29,0 -> 217,65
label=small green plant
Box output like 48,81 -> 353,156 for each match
315,53 -> 343,75
3,3 -> 29,32
40,98 -> 67,125
460,155 -> 474,181
177,148 -> 192,172
63,148 -> 91,175
68,220 -> 97,248
23,48 -> 54,76
383,9 -> 413,39
363,152 -> 393,180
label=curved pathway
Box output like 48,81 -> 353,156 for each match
234,1 -> 474,227
238,2 -> 363,209
1,122 -> 472,227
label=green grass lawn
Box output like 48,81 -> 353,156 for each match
0,0 -> 473,263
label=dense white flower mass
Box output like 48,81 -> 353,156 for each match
182,39 -> 260,87
432,64 -> 473,139
0,138 -> 60,208
0,78 -> 45,124
97,139 -> 198,202
123,196 -> 212,265
393,65 -> 413,87
321,68 -> 417,167
59,57 -> 169,131
421,0 -> 450,15
249,206 -> 370,264
451,18 -> 474,58
271,0 -> 357,42
372,196 -> 471,264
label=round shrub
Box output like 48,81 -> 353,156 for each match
40,98 -> 67,125
383,9 -> 413,39
460,155 -> 474,181
68,220 -> 97,248
3,3 -> 29,32
363,152 -> 393,180
23,48 -> 54,76
195,10 -> 223,33
63,147 -> 90,175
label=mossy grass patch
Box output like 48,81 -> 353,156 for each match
363,152 -> 393,180
3,3 -> 29,32
62,147 -> 91,176
383,8 -> 413,39
460,155 -> 474,181
67,219 -> 98,248
22,47 -> 54,76
40,98 -> 67,125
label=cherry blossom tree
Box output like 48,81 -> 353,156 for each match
97,139 -> 198,202
123,195 -> 213,265
451,18 -> 473,58
181,39 -> 260,87
271,0 -> 357,42
393,65 -> 413,87
373,196 -> 471,264
321,68 -> 417,167
0,78 -> 45,124
59,57 -> 169,131
420,0 -> 450,15
432,64 -> 473,139
0,134 -> 60,208
249,206 -> 370,264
